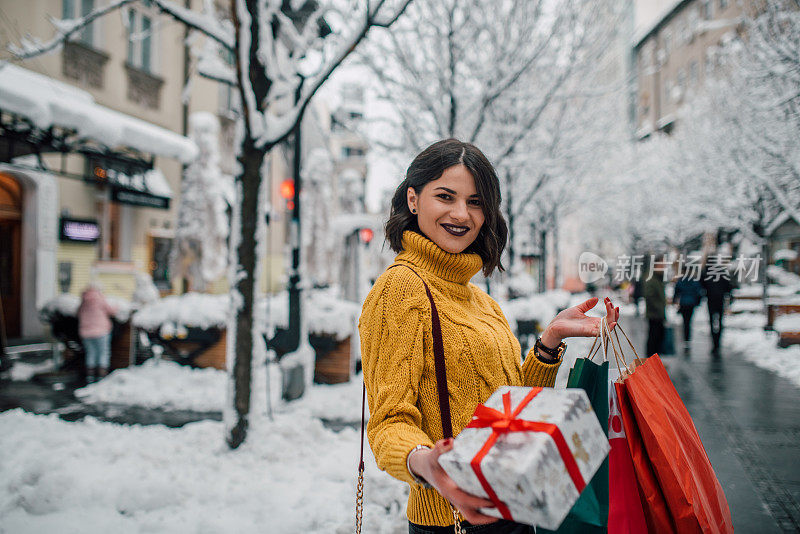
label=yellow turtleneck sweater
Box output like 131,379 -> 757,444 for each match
359,230 -> 562,527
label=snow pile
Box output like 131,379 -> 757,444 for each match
734,284 -> 798,298
498,290 -> 578,328
132,293 -> 229,331
774,314 -> 800,334
766,265 -> 800,288
724,312 -> 767,330
264,289 -> 361,341
729,299 -> 764,313
723,329 -> 800,388
131,273 -> 160,306
506,272 -> 537,298
74,357 -> 369,423
39,293 -> 80,318
0,409 -> 406,533
9,360 -> 57,382
39,294 -> 132,322
773,249 -> 798,262
75,360 -> 226,412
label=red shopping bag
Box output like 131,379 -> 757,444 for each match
607,373 -> 648,534
624,353 -> 733,534
615,378 -> 676,534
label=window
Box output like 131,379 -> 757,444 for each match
342,146 -> 365,158
127,9 -> 154,73
718,0 -> 728,10
218,50 -> 239,117
150,236 -> 173,290
690,61 -> 699,85
662,30 -> 672,58
96,196 -> 121,260
702,0 -> 713,19
63,0 -> 95,47
677,68 -> 686,97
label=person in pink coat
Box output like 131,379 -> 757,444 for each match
77,282 -> 117,382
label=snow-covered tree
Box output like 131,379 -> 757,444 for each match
581,1 -> 800,261
11,0 -> 411,448
173,112 -> 231,292
359,0 -> 626,273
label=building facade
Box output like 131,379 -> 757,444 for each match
633,0 -> 757,138
0,0 -> 295,338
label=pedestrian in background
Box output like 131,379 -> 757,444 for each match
701,264 -> 733,357
632,278 -> 644,316
77,281 -> 117,383
673,270 -> 703,352
644,268 -> 666,356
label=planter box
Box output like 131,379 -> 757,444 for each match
311,335 -> 352,384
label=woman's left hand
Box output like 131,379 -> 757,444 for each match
540,297 -> 619,348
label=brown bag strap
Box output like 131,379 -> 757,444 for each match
357,264 -> 456,532
357,263 -> 453,460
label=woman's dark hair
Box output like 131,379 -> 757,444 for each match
385,138 -> 508,277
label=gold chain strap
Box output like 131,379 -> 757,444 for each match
451,505 -> 464,534
355,466 -> 364,534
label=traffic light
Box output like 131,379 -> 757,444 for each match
359,227 -> 374,244
280,179 -> 295,211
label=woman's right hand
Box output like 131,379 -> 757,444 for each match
408,438 -> 499,525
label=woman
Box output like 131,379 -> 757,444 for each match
77,282 -> 117,383
359,139 -> 619,533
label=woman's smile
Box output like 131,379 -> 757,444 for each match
441,223 -> 470,237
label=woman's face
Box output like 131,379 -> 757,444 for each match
407,164 -> 485,254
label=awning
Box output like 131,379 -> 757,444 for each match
87,155 -> 173,210
0,62 -> 197,163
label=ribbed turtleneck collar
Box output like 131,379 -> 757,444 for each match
395,230 -> 483,285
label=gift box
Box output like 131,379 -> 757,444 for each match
437,386 -> 609,530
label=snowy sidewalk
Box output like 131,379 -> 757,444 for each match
625,313 -> 800,533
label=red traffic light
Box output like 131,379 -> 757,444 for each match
359,228 -> 374,244
280,179 -> 295,199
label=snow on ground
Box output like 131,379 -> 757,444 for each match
74,360 -> 227,412
8,360 -> 57,382
774,313 -> 800,333
73,358 -> 368,423
723,329 -> 800,388
0,408 -> 406,533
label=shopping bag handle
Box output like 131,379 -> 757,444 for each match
587,315 -> 611,363
601,317 -> 642,377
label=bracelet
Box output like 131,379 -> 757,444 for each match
407,444 -> 433,488
534,337 -> 566,362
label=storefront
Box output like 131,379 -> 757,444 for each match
0,63 -> 197,338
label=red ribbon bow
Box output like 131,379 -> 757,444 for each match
464,388 -> 587,521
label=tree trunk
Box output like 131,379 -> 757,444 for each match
226,137 -> 268,449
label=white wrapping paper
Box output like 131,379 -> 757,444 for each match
438,386 -> 609,529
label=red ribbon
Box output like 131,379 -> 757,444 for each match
464,388 -> 587,521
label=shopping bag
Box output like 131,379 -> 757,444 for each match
660,324 -> 675,355
614,379 -> 676,533
624,353 -> 733,534
607,368 -> 648,534
539,339 -> 609,533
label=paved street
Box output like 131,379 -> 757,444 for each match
626,315 -> 800,533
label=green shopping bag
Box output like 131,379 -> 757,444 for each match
540,337 -> 610,533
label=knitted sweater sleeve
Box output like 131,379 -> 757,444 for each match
520,346 -> 562,387
359,271 -> 435,486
